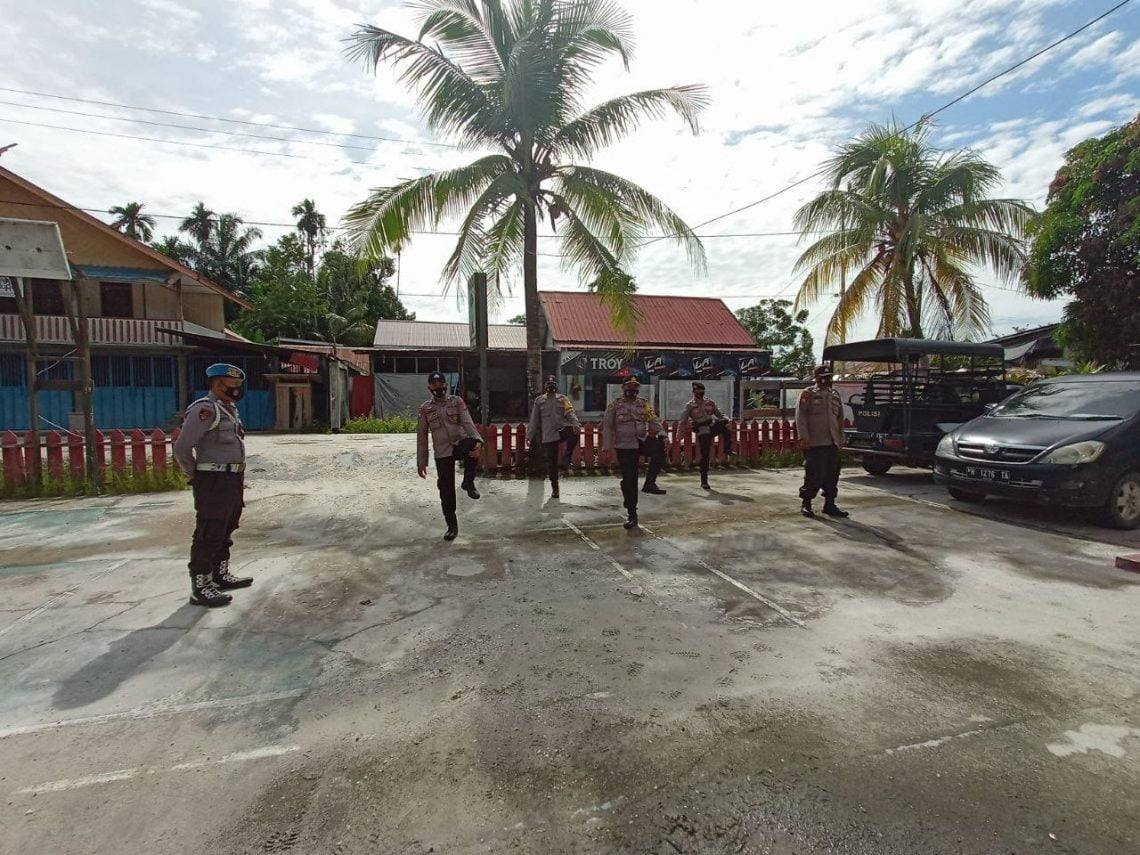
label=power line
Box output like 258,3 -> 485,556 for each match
0,85 -> 462,149
645,0 -> 1135,242
0,99 -> 402,155
0,117 -> 442,172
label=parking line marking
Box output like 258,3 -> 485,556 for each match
0,689 -> 307,740
635,519 -> 807,630
0,559 -> 130,639
561,519 -> 639,585
15,745 -> 300,794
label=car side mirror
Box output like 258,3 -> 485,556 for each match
984,403 -> 997,412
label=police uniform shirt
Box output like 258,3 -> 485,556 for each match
680,397 -> 725,436
795,383 -> 844,448
603,396 -> 663,450
173,392 -> 246,473
417,395 -> 481,468
527,393 -> 581,444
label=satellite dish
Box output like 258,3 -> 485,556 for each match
0,217 -> 71,280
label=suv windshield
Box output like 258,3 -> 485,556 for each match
990,380 -> 1140,420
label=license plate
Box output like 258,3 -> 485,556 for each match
965,466 -> 1009,482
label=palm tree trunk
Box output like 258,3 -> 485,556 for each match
904,273 -> 923,338
523,201 -> 542,399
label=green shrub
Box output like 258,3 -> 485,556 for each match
0,466 -> 188,501
344,415 -> 418,434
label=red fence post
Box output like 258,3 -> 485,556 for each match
22,430 -> 37,480
1,430 -> 26,487
584,423 -> 596,471
499,422 -> 511,469
67,431 -> 84,479
486,424 -> 498,473
94,430 -> 107,477
109,430 -> 128,474
151,429 -> 168,475
515,423 -> 526,467
45,431 -> 65,479
761,420 -> 773,453
130,429 -> 148,478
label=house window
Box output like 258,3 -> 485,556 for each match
99,282 -> 134,318
31,279 -> 66,316
395,357 -> 417,374
0,277 -> 16,314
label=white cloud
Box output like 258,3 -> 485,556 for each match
1065,31 -> 1123,68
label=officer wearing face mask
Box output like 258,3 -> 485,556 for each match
603,376 -> 666,529
527,375 -> 581,499
796,364 -> 849,518
173,363 -> 253,608
680,381 -> 734,490
418,371 -> 483,541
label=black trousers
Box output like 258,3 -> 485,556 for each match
189,472 -> 244,576
697,434 -> 713,481
616,438 -> 665,512
544,440 -> 563,485
436,451 -> 477,520
800,444 -> 840,502
559,426 -> 579,463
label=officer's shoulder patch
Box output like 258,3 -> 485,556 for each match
198,407 -> 211,421
606,402 -> 615,411
456,399 -> 467,410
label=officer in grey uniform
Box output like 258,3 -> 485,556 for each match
796,365 -> 849,518
173,363 -> 253,607
603,376 -> 666,529
680,381 -> 735,490
527,375 -> 581,499
417,371 -> 483,541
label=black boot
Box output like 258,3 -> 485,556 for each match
800,499 -> 815,518
823,501 -> 849,518
623,511 -> 639,530
444,515 -> 459,541
462,479 -> 480,500
212,560 -> 253,590
642,483 -> 666,495
190,573 -> 232,607
551,484 -> 560,499
701,479 -> 711,490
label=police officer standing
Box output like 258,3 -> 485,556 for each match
527,375 -> 581,499
417,371 -> 483,540
796,365 -> 849,518
603,377 -> 666,529
680,381 -> 735,490
173,363 -> 253,607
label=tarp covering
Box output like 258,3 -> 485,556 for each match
823,338 -> 1004,362
374,373 -> 458,417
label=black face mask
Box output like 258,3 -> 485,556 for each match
693,390 -> 704,398
623,389 -> 638,399
545,384 -> 557,394
228,386 -> 245,401
431,387 -> 447,399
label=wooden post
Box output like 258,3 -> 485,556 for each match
45,431 -> 64,479
151,429 -> 168,475
1,430 -> 25,486
64,276 -> 100,492
11,277 -> 41,492
67,429 -> 84,478
130,429 -> 148,478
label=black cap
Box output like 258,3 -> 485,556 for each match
692,381 -> 705,390
545,375 -> 557,384
814,365 -> 834,378
427,371 -> 447,384
621,376 -> 641,387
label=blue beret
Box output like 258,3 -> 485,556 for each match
206,363 -> 245,380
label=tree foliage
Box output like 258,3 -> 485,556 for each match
1023,115 -> 1140,365
794,120 -> 1034,344
735,300 -> 815,377
108,202 -> 156,242
344,0 -> 707,394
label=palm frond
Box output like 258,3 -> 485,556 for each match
344,154 -> 514,259
484,199 -> 526,286
557,165 -> 706,272
547,86 -> 708,160
824,259 -> 885,346
414,0 -> 509,81
440,171 -> 522,283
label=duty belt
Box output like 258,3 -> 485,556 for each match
196,462 -> 245,473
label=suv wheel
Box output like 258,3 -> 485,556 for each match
862,458 -> 892,476
948,487 -> 986,503
1104,471 -> 1140,530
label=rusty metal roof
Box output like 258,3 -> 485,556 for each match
373,319 -> 527,350
540,291 -> 758,349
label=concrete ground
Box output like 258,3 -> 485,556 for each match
1,434 -> 1138,855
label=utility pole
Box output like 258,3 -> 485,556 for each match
64,276 -> 100,491
9,276 -> 41,492
468,272 -> 490,441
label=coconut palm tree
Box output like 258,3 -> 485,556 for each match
793,120 -> 1034,343
151,235 -> 197,267
344,0 -> 708,394
108,202 -> 156,242
180,201 -> 216,246
197,213 -> 264,296
292,198 -> 327,278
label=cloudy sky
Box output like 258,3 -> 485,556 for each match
1,0 -> 1138,351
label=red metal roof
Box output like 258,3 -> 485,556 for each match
540,291 -> 758,349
